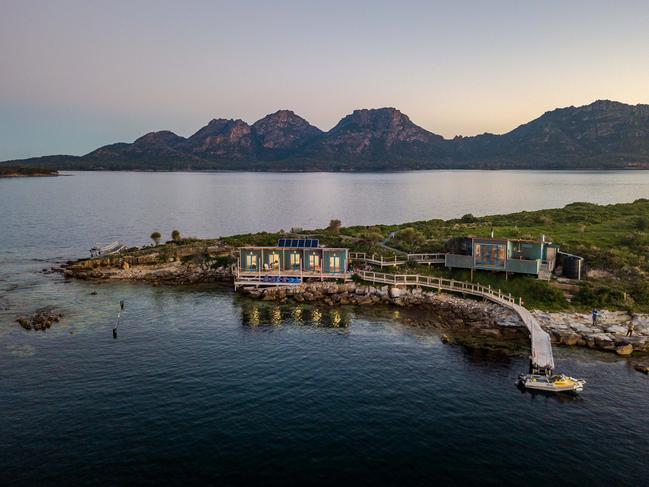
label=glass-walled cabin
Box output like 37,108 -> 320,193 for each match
445,237 -> 559,276
237,239 -> 349,282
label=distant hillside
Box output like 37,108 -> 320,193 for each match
4,101 -> 649,171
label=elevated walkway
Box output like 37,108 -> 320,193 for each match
350,252 -> 445,267
354,269 -> 555,372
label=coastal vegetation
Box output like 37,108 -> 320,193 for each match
63,199 -> 649,313
222,199 -> 649,312
150,231 -> 161,245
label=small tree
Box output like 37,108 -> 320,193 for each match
327,219 -> 342,234
171,229 -> 181,242
635,216 -> 649,231
399,227 -> 425,245
360,227 -> 383,245
460,213 -> 477,223
150,231 -> 161,245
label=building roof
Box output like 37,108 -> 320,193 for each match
239,245 -> 347,251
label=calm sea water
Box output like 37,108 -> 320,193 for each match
1,171 -> 649,485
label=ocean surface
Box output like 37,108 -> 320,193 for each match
1,170 -> 649,486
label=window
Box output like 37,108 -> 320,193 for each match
329,255 -> 341,273
309,253 -> 320,271
268,253 -> 279,269
290,253 -> 301,270
474,243 -> 505,267
245,254 -> 258,271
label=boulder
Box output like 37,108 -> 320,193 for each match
389,287 -> 403,299
632,360 -> 649,374
593,333 -> 616,350
615,344 -> 633,356
560,333 -> 581,346
605,325 -> 627,335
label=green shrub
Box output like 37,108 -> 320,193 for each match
572,284 -> 627,309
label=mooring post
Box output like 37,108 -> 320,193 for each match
113,299 -> 124,339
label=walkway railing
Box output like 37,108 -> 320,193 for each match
349,252 -> 406,267
350,252 -> 446,267
406,253 -> 446,264
354,269 -> 554,372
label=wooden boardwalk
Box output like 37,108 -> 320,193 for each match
350,252 -> 446,267
354,269 -> 555,372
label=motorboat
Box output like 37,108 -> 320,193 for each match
517,373 -> 586,393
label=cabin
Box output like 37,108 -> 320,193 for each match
444,236 -> 561,279
235,238 -> 349,288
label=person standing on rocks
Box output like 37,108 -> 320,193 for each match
626,322 -> 635,337
592,309 -> 599,326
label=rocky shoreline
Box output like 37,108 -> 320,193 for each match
58,253 -> 649,373
61,244 -> 232,284
239,282 -> 649,369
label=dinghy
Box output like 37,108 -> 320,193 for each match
518,373 -> 586,393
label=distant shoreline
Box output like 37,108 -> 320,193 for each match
0,168 -> 59,178
26,166 -> 649,175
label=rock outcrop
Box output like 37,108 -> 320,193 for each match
62,243 -> 233,284
17,308 -> 64,331
532,310 -> 649,354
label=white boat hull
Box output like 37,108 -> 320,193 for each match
518,374 -> 585,393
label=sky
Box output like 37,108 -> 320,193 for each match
1,0 -> 649,160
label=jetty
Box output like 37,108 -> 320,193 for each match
353,269 -> 555,373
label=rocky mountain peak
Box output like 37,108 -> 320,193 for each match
134,130 -> 184,147
252,110 -> 323,151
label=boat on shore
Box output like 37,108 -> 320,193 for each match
89,241 -> 127,258
517,373 -> 586,393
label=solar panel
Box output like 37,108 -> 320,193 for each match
276,238 -> 320,248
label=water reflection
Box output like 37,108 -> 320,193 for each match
518,387 -> 583,403
240,302 -> 351,328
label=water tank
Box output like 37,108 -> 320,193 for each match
562,255 -> 583,279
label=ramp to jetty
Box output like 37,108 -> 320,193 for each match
354,269 -> 555,372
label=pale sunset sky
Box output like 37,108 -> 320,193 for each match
1,0 -> 649,159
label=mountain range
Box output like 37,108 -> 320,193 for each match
4,100 -> 649,171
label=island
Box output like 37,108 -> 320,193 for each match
0,166 -> 58,177
60,200 -> 649,373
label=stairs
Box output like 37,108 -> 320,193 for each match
538,262 -> 552,281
